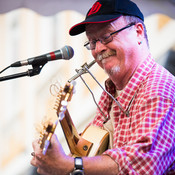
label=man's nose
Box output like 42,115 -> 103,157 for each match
94,40 -> 107,53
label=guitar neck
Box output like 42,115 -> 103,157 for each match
60,109 -> 79,147
59,110 -> 93,156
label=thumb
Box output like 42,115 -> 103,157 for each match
50,134 -> 66,156
50,134 -> 62,149
50,133 -> 58,145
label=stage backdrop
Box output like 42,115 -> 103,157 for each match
0,1 -> 175,175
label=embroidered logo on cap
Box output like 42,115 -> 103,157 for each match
88,2 -> 102,16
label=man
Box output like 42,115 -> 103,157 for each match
31,0 -> 175,174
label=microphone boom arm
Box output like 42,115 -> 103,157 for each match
0,63 -> 45,82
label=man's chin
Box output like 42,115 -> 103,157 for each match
105,66 -> 120,76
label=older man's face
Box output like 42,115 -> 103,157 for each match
85,17 -> 142,89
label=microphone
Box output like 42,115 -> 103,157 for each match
10,45 -> 74,67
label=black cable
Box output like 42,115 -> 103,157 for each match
0,65 -> 11,74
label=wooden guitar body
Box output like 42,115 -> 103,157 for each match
80,125 -> 109,157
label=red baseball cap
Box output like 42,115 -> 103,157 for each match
69,0 -> 144,36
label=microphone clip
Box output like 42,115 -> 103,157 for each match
28,63 -> 44,76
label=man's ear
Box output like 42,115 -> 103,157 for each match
135,23 -> 144,39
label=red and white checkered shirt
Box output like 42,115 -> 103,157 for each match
91,55 -> 175,175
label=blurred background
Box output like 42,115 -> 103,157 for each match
0,0 -> 175,174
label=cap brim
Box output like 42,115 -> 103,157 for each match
69,14 -> 121,36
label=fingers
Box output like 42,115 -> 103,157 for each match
30,142 -> 43,168
30,134 -> 69,175
37,167 -> 45,175
50,134 -> 63,150
31,134 -> 60,160
37,167 -> 51,175
30,152 -> 45,170
30,154 -> 37,167
31,155 -> 51,175
50,133 -> 58,144
32,139 -> 41,150
31,152 -> 35,156
31,139 -> 48,174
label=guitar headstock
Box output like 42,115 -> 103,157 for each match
54,82 -> 75,120
37,81 -> 75,154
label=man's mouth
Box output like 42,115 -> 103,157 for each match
97,50 -> 116,62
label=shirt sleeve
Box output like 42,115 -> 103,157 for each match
103,96 -> 175,175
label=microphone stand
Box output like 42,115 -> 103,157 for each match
0,63 -> 46,82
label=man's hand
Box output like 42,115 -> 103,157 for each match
30,134 -> 74,175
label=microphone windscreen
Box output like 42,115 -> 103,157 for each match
62,45 -> 74,60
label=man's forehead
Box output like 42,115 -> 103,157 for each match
86,21 -> 112,30
85,22 -> 113,36
85,16 -> 125,34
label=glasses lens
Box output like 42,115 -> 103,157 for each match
84,35 -> 113,50
89,40 -> 96,50
84,41 -> 91,50
84,41 -> 96,50
102,35 -> 113,45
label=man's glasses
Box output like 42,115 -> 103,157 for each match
84,22 -> 135,50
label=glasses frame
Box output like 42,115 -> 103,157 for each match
84,22 -> 136,50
